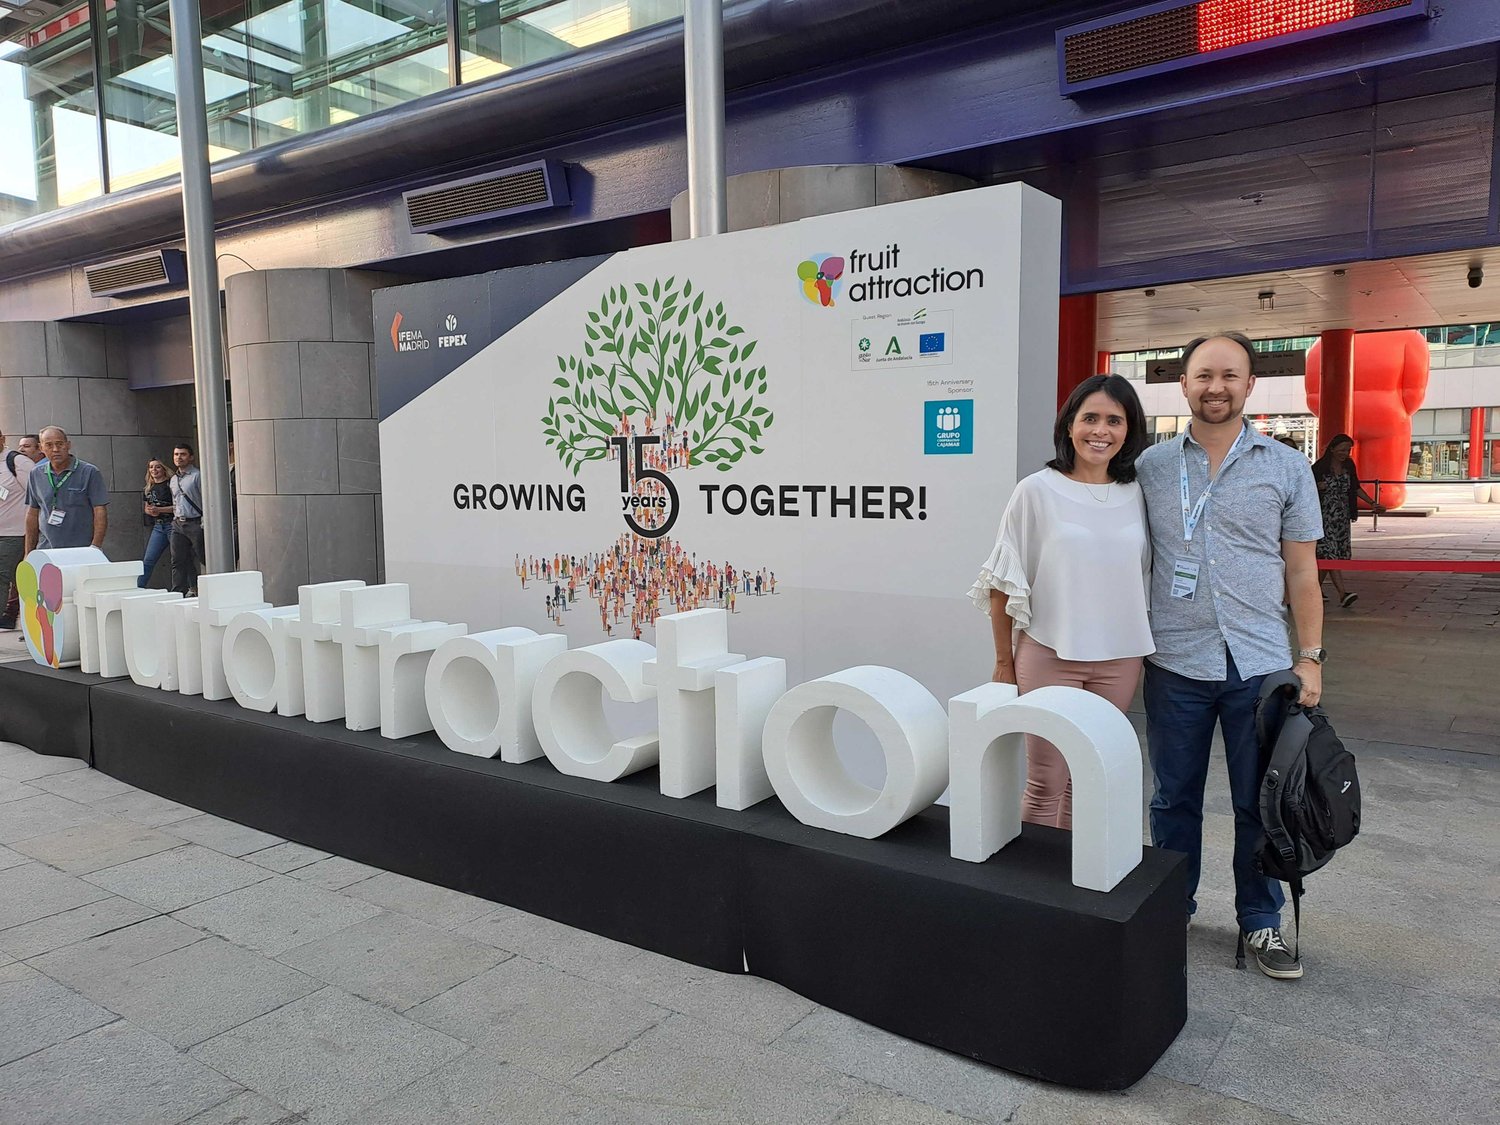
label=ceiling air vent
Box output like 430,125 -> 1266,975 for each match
404,160 -> 570,235
84,249 -> 187,298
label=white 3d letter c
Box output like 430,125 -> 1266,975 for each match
531,639 -> 659,782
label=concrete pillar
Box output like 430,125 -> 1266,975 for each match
224,268 -> 398,606
0,321 -> 196,576
1317,328 -> 1356,444
669,165 -> 974,239
1469,406 -> 1485,479
1056,294 -> 1098,409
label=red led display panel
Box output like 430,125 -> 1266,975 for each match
1198,0 -> 1357,53
1059,0 -> 1426,94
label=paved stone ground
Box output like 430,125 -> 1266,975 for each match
1325,488 -> 1500,758
0,495 -> 1495,1123
1,727 -> 1496,1125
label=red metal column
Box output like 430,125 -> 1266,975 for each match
1469,406 -> 1486,478
1097,350 -> 1111,376
1057,293 -> 1098,409
1317,329 -> 1356,442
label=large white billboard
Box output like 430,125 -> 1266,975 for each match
377,184 -> 1061,738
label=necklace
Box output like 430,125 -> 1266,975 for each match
1065,470 -> 1112,502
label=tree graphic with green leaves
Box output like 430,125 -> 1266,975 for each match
542,277 -> 774,475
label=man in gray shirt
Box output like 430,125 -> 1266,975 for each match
24,427 -> 109,553
1137,332 -> 1324,982
170,441 -> 206,596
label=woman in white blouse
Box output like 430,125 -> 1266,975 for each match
969,373 -> 1153,829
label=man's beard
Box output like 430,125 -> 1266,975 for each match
1191,398 -> 1239,423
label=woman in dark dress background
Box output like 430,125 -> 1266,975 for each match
139,459 -> 174,588
1312,433 -> 1380,608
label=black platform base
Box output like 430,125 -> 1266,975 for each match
0,660 -> 1186,1089
0,660 -> 94,763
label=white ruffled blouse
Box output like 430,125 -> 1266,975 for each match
968,469 -> 1154,662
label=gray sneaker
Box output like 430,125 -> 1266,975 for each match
1244,927 -> 1303,980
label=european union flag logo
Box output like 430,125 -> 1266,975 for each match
919,332 -> 945,355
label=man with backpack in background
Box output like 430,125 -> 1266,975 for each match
1136,332 -> 1325,982
0,427 -> 36,632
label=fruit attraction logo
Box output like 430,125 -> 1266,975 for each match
796,255 -> 845,307
16,557 -> 64,667
797,244 -> 986,305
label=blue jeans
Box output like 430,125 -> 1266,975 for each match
1144,654 -> 1284,933
139,522 -> 171,588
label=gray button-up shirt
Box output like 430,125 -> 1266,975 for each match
1137,423 -> 1322,681
172,465 -> 204,521
25,456 -> 109,550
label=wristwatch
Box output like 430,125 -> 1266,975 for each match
1296,647 -> 1327,665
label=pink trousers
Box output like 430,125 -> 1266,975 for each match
1013,631 -> 1142,830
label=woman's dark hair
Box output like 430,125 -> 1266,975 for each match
1046,374 -> 1149,484
1311,433 -> 1356,480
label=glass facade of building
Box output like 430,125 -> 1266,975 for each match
1116,333 -> 1500,478
0,0 -> 686,226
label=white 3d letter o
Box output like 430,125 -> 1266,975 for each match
762,665 -> 949,839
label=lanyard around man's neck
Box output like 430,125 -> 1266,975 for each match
45,460 -> 75,501
1179,426 -> 1247,543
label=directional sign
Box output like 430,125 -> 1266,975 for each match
1143,350 -> 1305,383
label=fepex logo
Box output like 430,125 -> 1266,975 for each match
390,312 -> 430,352
796,254 -> 845,308
438,312 -> 467,349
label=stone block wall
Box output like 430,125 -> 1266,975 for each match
0,320 -> 197,581
668,165 -> 975,238
225,268 -> 398,605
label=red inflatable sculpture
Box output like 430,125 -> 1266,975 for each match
1305,330 -> 1429,510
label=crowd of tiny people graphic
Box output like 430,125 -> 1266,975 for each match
523,420 -> 776,636
517,539 -> 777,637
607,411 -> 692,471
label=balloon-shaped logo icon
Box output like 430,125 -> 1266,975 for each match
16,559 -> 65,668
796,255 -> 845,308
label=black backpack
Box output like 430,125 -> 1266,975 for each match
1239,670 -> 1361,965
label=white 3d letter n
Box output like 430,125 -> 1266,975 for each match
948,683 -> 1142,892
